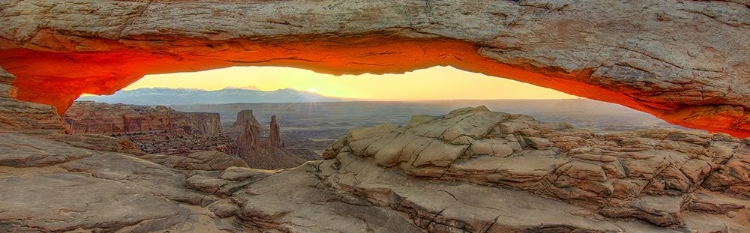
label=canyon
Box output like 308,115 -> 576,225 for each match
2,0 -> 750,232
63,101 -> 238,156
63,101 -> 312,169
1,87 -> 749,231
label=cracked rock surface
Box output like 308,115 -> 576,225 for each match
0,135 -> 248,232
1,94 -> 750,232
318,106 -> 750,231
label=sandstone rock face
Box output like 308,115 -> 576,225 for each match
63,102 -> 222,135
0,66 -> 14,86
2,102 -> 750,232
236,117 -> 262,152
0,83 -> 16,99
238,145 -> 307,170
235,111 -> 305,169
182,112 -> 223,135
321,106 -> 750,230
226,109 -> 262,140
233,110 -> 260,128
138,151 -> 248,171
41,133 -> 143,155
268,115 -> 283,148
0,97 -> 67,135
0,134 -> 255,232
0,1 -> 749,136
63,101 -> 237,155
0,80 -> 67,135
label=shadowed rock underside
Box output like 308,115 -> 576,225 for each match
0,0 -> 749,136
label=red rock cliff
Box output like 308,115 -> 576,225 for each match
63,101 -> 236,155
268,115 -> 283,148
182,112 -> 223,135
63,102 -> 223,136
235,111 -> 305,169
233,110 -> 260,127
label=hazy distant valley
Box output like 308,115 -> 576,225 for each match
172,99 -> 692,154
79,88 -> 693,155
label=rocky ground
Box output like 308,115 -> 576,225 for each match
1,78 -> 749,232
1,0 -> 749,230
63,102 -> 317,169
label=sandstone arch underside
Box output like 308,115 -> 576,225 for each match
0,0 -> 748,136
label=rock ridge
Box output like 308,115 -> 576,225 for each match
1,99 -> 749,232
322,106 -> 750,229
62,101 -> 236,155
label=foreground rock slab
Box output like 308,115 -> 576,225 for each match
321,106 -> 750,231
1,102 -> 749,232
0,133 -> 252,232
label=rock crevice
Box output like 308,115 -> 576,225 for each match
322,106 -> 750,229
1,93 -> 749,232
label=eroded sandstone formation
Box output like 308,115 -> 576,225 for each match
236,117 -> 262,152
268,115 -> 283,148
235,111 -> 306,169
182,112 -> 224,135
63,101 -> 237,155
234,110 -> 261,128
63,101 -> 223,135
226,109 -> 262,140
1,91 -> 749,232
318,106 -> 750,230
0,67 -> 67,135
0,1 -> 748,136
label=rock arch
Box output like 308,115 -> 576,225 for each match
0,0 -> 748,136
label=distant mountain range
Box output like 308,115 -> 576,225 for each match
77,88 -> 349,105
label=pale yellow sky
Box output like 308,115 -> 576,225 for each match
123,66 -> 578,100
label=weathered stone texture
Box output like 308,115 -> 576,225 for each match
0,0 -> 748,136
323,106 -> 750,229
62,101 -> 237,155
1,101 -> 749,232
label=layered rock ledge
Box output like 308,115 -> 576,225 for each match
318,106 -> 750,230
2,96 -> 749,232
0,1 -> 749,136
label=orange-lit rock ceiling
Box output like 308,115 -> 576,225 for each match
1,0 -> 748,137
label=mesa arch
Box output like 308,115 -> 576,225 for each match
0,0 -> 748,137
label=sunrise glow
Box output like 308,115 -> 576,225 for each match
124,66 -> 579,100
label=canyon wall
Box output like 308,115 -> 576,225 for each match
0,1 -> 748,136
64,102 -> 223,135
181,112 -> 223,135
63,102 -> 236,155
1,86 -> 749,231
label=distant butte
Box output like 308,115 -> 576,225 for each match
1,1 -> 749,136
235,110 -> 305,169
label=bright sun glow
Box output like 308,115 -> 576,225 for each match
123,66 -> 579,100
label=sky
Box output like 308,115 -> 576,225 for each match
123,66 -> 578,100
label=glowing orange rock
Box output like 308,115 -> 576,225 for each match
0,0 -> 748,137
